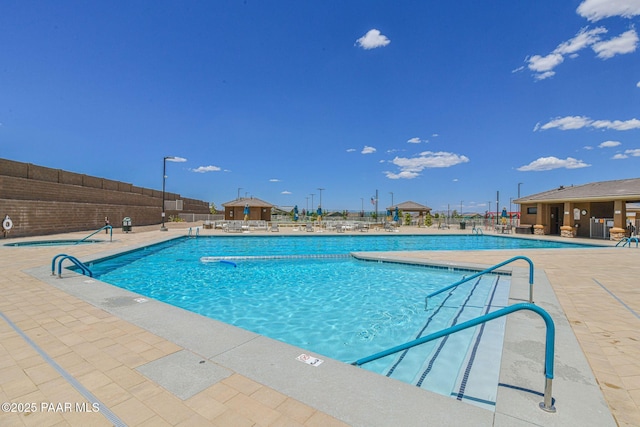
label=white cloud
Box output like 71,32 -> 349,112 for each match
535,115 -> 640,131
355,29 -> 391,50
592,29 -> 639,59
191,165 -> 221,173
269,178 -> 281,182
637,81 -> 640,87
584,145 -> 595,150
625,148 -> 640,156
555,27 -> 608,54
346,148 -> 356,152
361,146 -> 377,154
577,0 -> 640,22
599,140 -> 621,148
385,151 -> 469,179
281,190 -> 292,194
527,53 -> 564,73
517,156 -> 591,171
523,25 -> 638,79
535,115 -> 593,130
407,137 -> 422,143
612,153 -> 629,159
591,118 -> 640,130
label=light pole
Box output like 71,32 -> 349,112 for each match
237,188 -> 243,200
310,194 -> 315,212
317,188 -> 324,209
389,192 -> 394,207
161,156 -> 187,231
360,198 -> 364,217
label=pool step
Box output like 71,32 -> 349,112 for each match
383,276 -> 509,410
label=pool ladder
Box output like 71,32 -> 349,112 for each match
188,227 -> 200,238
51,254 -> 93,278
472,226 -> 483,235
615,236 -> 639,248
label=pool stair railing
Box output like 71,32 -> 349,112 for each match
352,302 -> 556,413
51,254 -> 93,278
188,227 -> 200,238
76,225 -> 113,244
424,255 -> 534,310
615,236 -> 639,248
472,226 -> 483,235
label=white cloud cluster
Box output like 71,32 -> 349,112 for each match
191,165 -> 221,173
385,151 -> 469,179
535,115 -> 640,131
525,26 -> 638,79
612,148 -> 640,159
407,137 -> 422,143
577,0 -> 640,22
517,156 -> 591,171
356,29 -> 391,50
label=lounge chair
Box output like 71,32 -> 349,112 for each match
305,223 -> 314,232
271,223 -> 279,232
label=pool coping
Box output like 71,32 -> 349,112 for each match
24,237 -> 615,426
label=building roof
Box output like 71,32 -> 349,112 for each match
515,178 -> 640,204
222,197 -> 274,208
386,201 -> 432,211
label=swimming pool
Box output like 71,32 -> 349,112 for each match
86,235 -> 518,408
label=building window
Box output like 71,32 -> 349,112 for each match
527,207 -> 537,215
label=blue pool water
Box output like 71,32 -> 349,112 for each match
86,235 -> 526,407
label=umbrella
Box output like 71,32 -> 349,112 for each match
244,203 -> 250,221
501,207 -> 508,225
393,206 -> 399,223
293,205 -> 299,221
386,209 -> 391,222
316,206 -> 322,221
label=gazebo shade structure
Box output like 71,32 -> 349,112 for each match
386,201 -> 432,216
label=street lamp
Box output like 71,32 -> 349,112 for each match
389,192 -> 394,207
317,188 -> 324,209
161,156 -> 187,231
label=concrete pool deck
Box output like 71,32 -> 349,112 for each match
0,223 -> 637,426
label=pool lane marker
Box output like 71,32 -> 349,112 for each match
0,309 -> 127,427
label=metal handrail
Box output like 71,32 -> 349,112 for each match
472,226 -> 483,235
76,225 -> 113,243
53,254 -> 93,278
425,256 -> 534,309
352,302 -> 556,413
615,236 -> 639,248
188,227 -> 200,238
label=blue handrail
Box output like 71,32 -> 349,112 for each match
76,225 -> 113,243
352,302 -> 556,412
615,236 -> 639,248
53,254 -> 93,278
425,256 -> 534,309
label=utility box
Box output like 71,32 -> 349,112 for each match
122,217 -> 132,233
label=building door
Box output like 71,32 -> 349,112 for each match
550,206 -> 560,235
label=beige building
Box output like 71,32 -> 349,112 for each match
222,197 -> 274,221
514,178 -> 640,240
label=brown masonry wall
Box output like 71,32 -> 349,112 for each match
0,158 -> 210,238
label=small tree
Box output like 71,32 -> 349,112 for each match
404,212 -> 411,226
209,203 -> 217,215
424,212 -> 433,227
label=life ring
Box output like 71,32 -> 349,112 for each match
2,217 -> 13,231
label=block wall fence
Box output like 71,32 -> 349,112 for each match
0,158 -> 210,238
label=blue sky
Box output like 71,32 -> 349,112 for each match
1,1 -> 639,214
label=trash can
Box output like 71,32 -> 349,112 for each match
122,217 -> 132,233
459,222 -> 466,230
